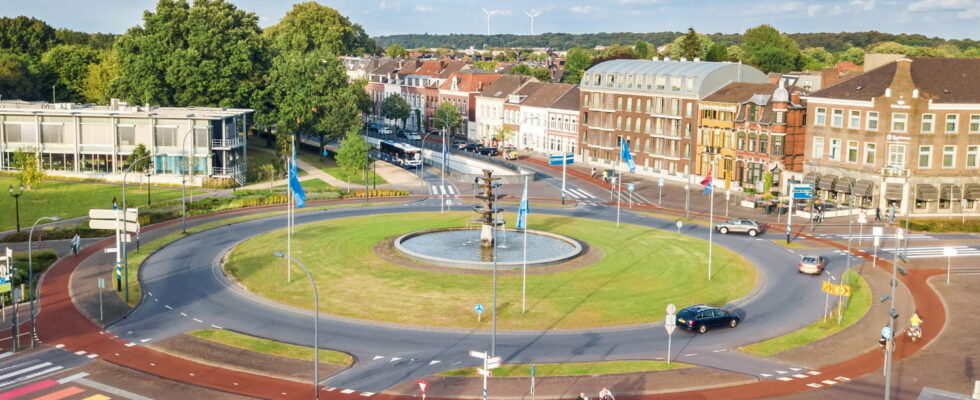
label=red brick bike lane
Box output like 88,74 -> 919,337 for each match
25,198 -> 949,400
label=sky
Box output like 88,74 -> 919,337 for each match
4,0 -> 979,39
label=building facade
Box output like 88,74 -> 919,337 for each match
804,57 -> 980,216
474,75 -> 537,145
0,100 -> 252,186
438,70 -> 502,139
546,86 -> 580,155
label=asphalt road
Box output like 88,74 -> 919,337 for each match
105,198 -> 864,393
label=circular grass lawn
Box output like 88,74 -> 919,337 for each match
224,212 -> 758,330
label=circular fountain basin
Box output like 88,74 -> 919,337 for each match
394,227 -> 583,269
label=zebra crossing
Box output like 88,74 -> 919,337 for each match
879,245 -> 980,259
430,184 -> 457,196
819,233 -> 934,241
564,188 -> 597,200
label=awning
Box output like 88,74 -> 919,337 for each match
940,184 -> 961,201
817,174 -> 837,190
885,183 -> 904,200
834,177 -> 854,194
964,183 -> 980,200
853,180 -> 875,197
915,184 -> 938,201
802,172 -> 820,187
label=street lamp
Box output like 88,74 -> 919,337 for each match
943,246 -> 957,284
121,154 -> 156,303
28,216 -> 60,349
707,157 -> 717,281
273,252 -> 319,400
8,184 -> 24,232
179,128 -> 195,233
883,226 -> 907,400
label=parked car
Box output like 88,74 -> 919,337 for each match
463,143 -> 484,152
406,132 -> 421,141
675,304 -> 740,334
478,147 -> 499,156
379,126 -> 394,135
453,140 -> 468,150
798,255 -> 828,275
502,146 -> 518,160
368,123 -> 382,132
715,219 -> 765,237
426,130 -> 441,137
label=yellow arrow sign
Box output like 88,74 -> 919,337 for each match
822,281 -> 851,297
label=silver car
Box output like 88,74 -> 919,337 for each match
715,219 -> 765,236
798,255 -> 828,274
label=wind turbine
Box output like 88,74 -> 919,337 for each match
525,9 -> 542,35
481,8 -> 501,36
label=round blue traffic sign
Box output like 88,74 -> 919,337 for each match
475,304 -> 484,313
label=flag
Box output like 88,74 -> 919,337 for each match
441,137 -> 448,167
516,179 -> 529,230
701,166 -> 713,195
620,139 -> 636,173
289,140 -> 306,208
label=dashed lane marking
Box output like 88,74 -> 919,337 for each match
179,312 -> 188,317
684,353 -> 697,357
124,343 -> 136,347
835,376 -> 851,382
372,356 -> 384,361
429,360 -> 441,365
147,292 -> 152,297
192,318 -> 203,323
777,377 -> 793,381
86,354 -> 98,359
776,370 -> 788,374
74,351 -> 87,355
390,357 -> 402,362
712,349 -> 727,352
760,373 -> 772,377
807,383 -> 822,388
164,305 -> 173,310
793,374 -> 808,378
211,324 -> 223,329
808,371 -> 821,376
360,392 -> 375,397
139,338 -> 152,343
55,344 -> 65,348
822,380 -> 838,385
341,389 -> 356,394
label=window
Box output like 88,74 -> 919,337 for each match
685,102 -> 692,117
155,126 -> 177,146
775,111 -> 785,124
829,139 -> 841,161
892,113 -> 907,132
773,136 -> 784,156
815,107 -> 826,125
921,113 -> 934,133
118,126 -> 136,145
626,98 -> 632,111
945,114 -> 959,133
737,132 -> 746,150
645,99 -> 652,113
813,136 -> 824,159
888,144 -> 906,168
670,99 -> 680,115
967,145 -> 979,168
943,145 -> 955,168
616,97 -> 623,110
971,114 -> 980,133
671,77 -> 681,91
832,109 -> 843,127
864,143 -> 876,165
847,140 -> 859,163
656,76 -> 665,90
867,111 -> 879,130
748,133 -> 757,152
41,124 -> 64,144
759,134 -> 768,154
918,145 -> 932,169
748,105 -> 758,122
686,77 -> 695,92
849,110 -> 861,129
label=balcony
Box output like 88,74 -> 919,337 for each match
213,164 -> 245,176
881,166 -> 910,177
211,137 -> 244,149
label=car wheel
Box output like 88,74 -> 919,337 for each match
748,229 -> 758,237
719,227 -> 729,234
729,319 -> 738,328
698,324 -> 707,334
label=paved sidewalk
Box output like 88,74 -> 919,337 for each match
242,146 -> 423,193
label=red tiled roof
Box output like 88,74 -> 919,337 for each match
440,71 -> 502,93
811,57 -> 980,104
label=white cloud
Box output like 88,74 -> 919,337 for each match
956,3 -> 980,18
849,0 -> 878,11
378,1 -> 400,10
830,5 -> 845,15
743,1 -> 804,15
496,9 -> 513,16
908,0 -> 972,12
415,5 -> 433,12
570,6 -> 601,14
806,4 -> 822,17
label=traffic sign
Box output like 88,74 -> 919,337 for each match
417,380 -> 428,394
474,304 -> 484,313
89,219 -> 140,233
89,208 -> 138,222
469,350 -> 487,359
792,184 -> 813,200
896,228 -> 904,239
627,183 -> 635,191
98,277 -> 106,289
821,281 -> 852,297
658,178 -> 665,187
486,356 -> 502,369
881,326 -> 892,340
857,211 -> 867,224
664,314 -> 677,335
666,303 -> 676,314
477,368 -> 492,377
548,153 -> 574,166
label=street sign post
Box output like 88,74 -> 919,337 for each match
857,210 -> 868,246
872,226 -> 883,269
664,303 -> 677,364
475,304 -> 484,322
658,177 -> 664,206
675,220 -> 682,234
550,153 -> 574,205
417,380 -> 428,400
788,184 -> 813,244
469,350 -> 499,400
97,277 -> 105,321
90,208 -> 139,303
530,364 -> 536,400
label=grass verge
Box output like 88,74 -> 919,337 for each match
439,360 -> 689,377
189,329 -> 352,366
636,211 -> 711,227
739,269 -> 871,356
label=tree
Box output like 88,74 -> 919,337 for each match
867,41 -> 910,55
335,128 -> 370,190
531,67 -> 551,82
434,102 -> 463,136
751,47 -> 798,74
727,45 -> 743,62
509,63 -> 533,76
265,1 -> 376,56
673,28 -> 711,60
837,47 -> 865,65
705,42 -> 729,62
741,25 -> 801,73
350,79 -> 373,114
0,51 -> 41,100
111,0 -> 269,108
129,144 -> 152,174
13,147 -> 44,189
801,47 -> 835,70
493,125 -> 514,145
385,44 -> 407,58
40,44 -> 99,103
414,109 -> 422,133
474,60 -> 496,71
82,50 -> 120,104
634,40 -> 652,60
0,16 -> 56,56
562,47 -> 592,84
380,94 -> 412,128
259,163 -> 278,190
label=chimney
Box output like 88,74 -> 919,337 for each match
791,91 -> 801,105
110,98 -> 119,110
891,58 -> 913,90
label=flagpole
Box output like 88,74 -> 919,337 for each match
287,135 -> 293,283
616,140 -> 622,228
521,176 -> 528,315
708,159 -> 715,281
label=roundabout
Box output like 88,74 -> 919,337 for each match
103,200 -> 850,393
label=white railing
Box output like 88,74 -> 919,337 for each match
212,164 -> 245,176
211,137 -> 244,148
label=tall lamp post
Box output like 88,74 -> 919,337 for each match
707,157 -> 717,281
121,154 -> 156,303
180,128 -> 196,233
273,252 -> 319,400
8,184 -> 24,232
28,216 -> 60,349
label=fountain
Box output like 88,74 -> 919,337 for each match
394,170 -> 583,269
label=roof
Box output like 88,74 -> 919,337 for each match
520,83 -> 576,108
704,82 -> 783,103
0,100 -> 252,120
549,86 -> 580,111
439,71 -> 502,92
478,75 -> 536,99
395,60 -> 421,78
810,57 -> 980,103
435,61 -> 468,79
413,60 -> 444,77
581,59 -> 768,98
368,60 -> 399,76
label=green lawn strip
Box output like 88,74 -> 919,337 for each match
225,212 -> 757,330
439,360 -> 689,378
739,269 -> 871,356
120,200 -> 408,305
771,240 -> 810,249
188,329 -> 352,366
296,152 -> 387,186
0,177 -> 202,232
274,179 -> 335,191
635,211 -> 711,227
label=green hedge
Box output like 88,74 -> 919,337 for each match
1,225 -> 114,243
903,218 -> 980,233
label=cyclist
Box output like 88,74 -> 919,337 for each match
598,387 -> 616,400
909,312 -> 923,337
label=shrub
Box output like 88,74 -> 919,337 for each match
342,189 -> 409,198
1,225 -> 113,243
203,177 -> 237,189
903,218 -> 980,233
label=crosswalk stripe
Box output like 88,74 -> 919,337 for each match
0,362 -> 53,381
446,186 -> 456,195
431,185 -> 440,195
0,366 -> 64,389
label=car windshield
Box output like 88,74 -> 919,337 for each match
802,257 -> 818,264
677,309 -> 697,319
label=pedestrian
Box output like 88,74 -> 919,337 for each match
888,206 -> 896,222
111,197 -> 118,210
591,167 -> 598,179
576,393 -> 590,400
71,234 -> 80,255
598,387 -> 616,400
875,207 -> 882,221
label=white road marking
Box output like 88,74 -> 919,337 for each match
0,362 -> 54,381
211,324 -> 223,329
360,392 -> 375,397
341,389 -> 356,394
149,363 -> 155,366
0,352 -> 12,360
446,186 -> 456,195
180,312 -> 188,317
125,342 -> 136,347
429,360 -> 441,365
372,356 -> 384,361
807,383 -> 822,388
164,305 -> 173,310
793,374 -> 808,378
154,298 -> 158,302
139,338 -> 152,343
74,350 -> 87,355
147,292 -> 152,297
712,349 -> 727,352
822,380 -> 838,385
808,371 -> 822,375
777,377 -> 793,381
790,367 -> 802,371
193,318 -> 203,323
0,366 -> 63,388
55,344 -> 65,348
760,373 -> 772,378
776,370 -> 788,374
835,376 -> 851,382
56,372 -> 89,384
87,354 -> 98,359
390,357 -> 402,362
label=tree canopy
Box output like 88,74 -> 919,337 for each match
0,16 -> 57,57
385,44 -> 407,58
562,47 -> 592,84
672,28 -> 712,60
380,94 -> 412,128
264,1 -> 376,56
741,25 -> 802,73
40,44 -> 99,103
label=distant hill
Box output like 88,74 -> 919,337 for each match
374,31 -> 979,53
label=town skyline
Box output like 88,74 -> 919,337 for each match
5,0 -> 980,39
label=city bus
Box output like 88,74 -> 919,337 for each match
378,140 -> 422,169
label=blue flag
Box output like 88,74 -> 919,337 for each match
289,140 -> 306,208
516,179 -> 529,230
620,139 -> 636,173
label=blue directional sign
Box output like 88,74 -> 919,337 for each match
475,304 -> 484,313
881,326 -> 892,340
792,184 -> 814,200
548,153 -> 574,166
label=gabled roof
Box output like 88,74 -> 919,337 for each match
413,60 -> 444,77
395,60 -> 421,78
435,61 -> 468,79
368,60 -> 399,76
506,82 -> 545,104
521,83 -> 576,108
810,57 -> 980,104
549,86 -> 580,111
478,75 -> 537,99
439,71 -> 502,93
